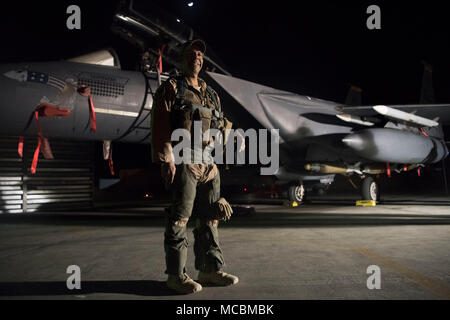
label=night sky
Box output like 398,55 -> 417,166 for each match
1,1 -> 450,105
155,1 -> 450,105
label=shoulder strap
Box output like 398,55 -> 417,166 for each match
174,76 -> 187,104
206,86 -> 219,111
205,86 -> 224,119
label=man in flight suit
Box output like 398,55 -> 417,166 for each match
150,39 -> 239,294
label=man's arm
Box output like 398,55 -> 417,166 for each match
150,80 -> 177,184
150,81 -> 175,163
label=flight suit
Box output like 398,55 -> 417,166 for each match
151,76 -> 230,275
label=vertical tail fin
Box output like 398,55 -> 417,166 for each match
345,85 -> 362,106
420,61 -> 435,103
418,62 -> 443,138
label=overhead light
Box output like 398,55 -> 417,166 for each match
176,18 -> 181,22
187,2 -> 194,7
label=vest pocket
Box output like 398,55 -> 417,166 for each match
173,108 -> 192,133
197,108 -> 212,142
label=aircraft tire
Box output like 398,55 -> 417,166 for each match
288,184 -> 305,203
361,177 -> 379,201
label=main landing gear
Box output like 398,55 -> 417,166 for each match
360,176 -> 380,201
287,183 -> 305,203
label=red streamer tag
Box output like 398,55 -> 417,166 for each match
108,158 -> 115,176
89,96 -> 97,132
18,136 -> 24,158
31,138 -> 42,175
158,44 -> 166,73
27,104 -> 71,174
78,85 -> 96,132
420,128 -> 429,137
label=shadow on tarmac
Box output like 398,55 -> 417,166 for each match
0,280 -> 180,297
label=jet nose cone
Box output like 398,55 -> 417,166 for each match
342,133 -> 365,151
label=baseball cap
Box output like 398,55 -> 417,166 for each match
179,39 -> 206,57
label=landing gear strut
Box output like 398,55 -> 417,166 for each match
361,176 -> 379,201
288,183 -> 305,203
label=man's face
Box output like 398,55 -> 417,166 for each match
182,47 -> 203,76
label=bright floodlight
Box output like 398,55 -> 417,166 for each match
188,2 -> 194,7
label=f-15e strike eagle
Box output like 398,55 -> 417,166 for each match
1,0 -> 448,203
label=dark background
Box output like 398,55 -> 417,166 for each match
0,1 -> 449,189
2,1 -> 450,104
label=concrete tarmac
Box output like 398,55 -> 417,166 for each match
0,198 -> 449,300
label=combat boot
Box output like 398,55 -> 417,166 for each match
167,273 -> 202,294
198,270 -> 239,286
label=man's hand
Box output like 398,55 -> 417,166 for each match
215,198 -> 233,221
236,130 -> 246,152
161,161 -> 176,187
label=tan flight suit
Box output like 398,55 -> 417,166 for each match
151,76 -> 230,275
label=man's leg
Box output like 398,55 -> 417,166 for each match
193,172 -> 238,285
193,171 -> 224,273
165,164 -> 201,293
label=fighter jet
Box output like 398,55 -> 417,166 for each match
0,0 -> 448,204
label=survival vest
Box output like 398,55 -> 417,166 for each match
170,76 -> 224,136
